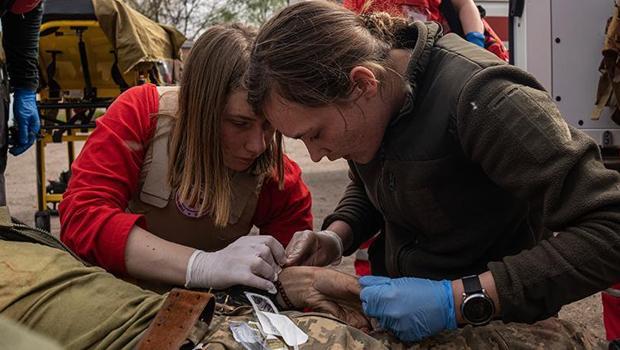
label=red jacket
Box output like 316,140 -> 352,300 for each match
59,84 -> 313,275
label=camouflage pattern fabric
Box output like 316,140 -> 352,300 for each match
200,312 -> 606,350
202,311 -> 386,349
0,239 -> 607,349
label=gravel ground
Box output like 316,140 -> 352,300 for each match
4,137 -> 606,341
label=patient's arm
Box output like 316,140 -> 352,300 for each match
277,266 -> 371,331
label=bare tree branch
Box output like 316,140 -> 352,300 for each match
128,0 -> 286,40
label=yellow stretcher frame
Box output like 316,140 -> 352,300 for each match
34,7 -> 182,230
35,128 -> 90,216
38,19 -> 143,101
34,101 -> 110,231
34,19 -> 135,231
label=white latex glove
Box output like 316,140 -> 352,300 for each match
284,230 -> 343,267
185,235 -> 286,293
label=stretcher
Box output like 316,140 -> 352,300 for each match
34,0 -> 185,230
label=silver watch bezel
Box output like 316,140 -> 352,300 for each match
461,290 -> 495,326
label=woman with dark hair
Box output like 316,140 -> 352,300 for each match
59,23 -> 313,293
247,0 -> 620,344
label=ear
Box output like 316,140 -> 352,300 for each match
349,66 -> 378,99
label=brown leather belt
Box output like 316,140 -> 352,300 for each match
137,288 -> 215,350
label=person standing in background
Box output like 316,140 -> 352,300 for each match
0,0 -> 43,205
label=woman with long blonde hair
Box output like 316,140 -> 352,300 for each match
59,23 -> 312,293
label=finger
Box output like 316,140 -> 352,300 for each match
256,243 -> 276,268
259,235 -> 286,266
284,231 -> 310,257
300,250 -> 326,267
243,274 -> 277,294
251,257 -> 278,282
359,285 -> 386,317
313,300 -> 344,319
343,306 -> 372,330
285,231 -> 315,266
358,275 -> 391,287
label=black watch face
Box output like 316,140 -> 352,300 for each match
463,294 -> 494,325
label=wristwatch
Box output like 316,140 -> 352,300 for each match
461,275 -> 495,326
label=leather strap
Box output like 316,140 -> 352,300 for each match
462,275 -> 483,295
137,288 -> 215,350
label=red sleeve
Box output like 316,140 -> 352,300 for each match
253,155 -> 313,247
59,84 -> 159,275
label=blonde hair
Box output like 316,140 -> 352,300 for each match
247,0 -> 410,112
168,23 -> 283,227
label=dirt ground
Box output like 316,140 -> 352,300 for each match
4,137 -> 606,341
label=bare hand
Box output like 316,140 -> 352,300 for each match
278,266 -> 371,331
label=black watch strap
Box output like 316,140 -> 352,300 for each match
462,275 -> 483,294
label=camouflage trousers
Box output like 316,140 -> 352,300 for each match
202,310 -> 605,350
0,240 -> 606,350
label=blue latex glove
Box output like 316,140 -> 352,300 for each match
465,31 -> 485,48
360,275 -> 457,342
10,88 -> 40,156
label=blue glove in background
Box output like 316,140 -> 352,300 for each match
10,88 -> 40,156
360,275 -> 457,342
465,31 -> 485,48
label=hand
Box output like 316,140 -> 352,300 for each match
185,235 -> 286,292
284,230 -> 343,267
278,266 -> 371,331
360,276 -> 457,342
10,88 -> 40,156
465,31 -> 485,48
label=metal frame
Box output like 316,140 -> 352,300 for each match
34,101 -> 110,231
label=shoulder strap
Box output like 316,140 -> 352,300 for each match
139,87 -> 179,208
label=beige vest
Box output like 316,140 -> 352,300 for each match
127,87 -> 263,252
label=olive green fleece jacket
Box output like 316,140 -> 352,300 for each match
323,21 -> 620,323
